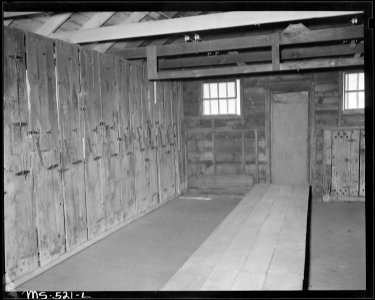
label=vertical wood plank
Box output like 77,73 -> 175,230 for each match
117,59 -> 136,220
331,130 -> 351,198
100,53 -> 123,227
255,129 -> 259,184
55,40 -> 87,251
322,129 -> 332,201
4,27 -> 39,282
349,129 -> 360,196
81,50 -> 106,239
271,33 -> 280,71
359,130 -> 365,197
26,32 -> 65,266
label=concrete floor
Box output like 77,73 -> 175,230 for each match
17,194 -> 366,291
308,201 -> 366,290
18,193 -> 242,291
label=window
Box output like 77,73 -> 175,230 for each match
343,71 -> 364,111
202,79 -> 241,116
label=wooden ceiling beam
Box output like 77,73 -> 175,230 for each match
158,43 -> 364,70
151,57 -> 364,80
50,11 -> 362,44
36,13 -> 73,36
3,11 -> 42,18
118,24 -> 363,60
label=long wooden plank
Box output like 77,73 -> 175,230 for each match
100,53 -> 123,227
120,24 -> 363,60
158,43 -> 364,70
26,31 -> 65,266
36,13 -> 73,36
92,12 -> 150,53
359,130 -> 365,197
4,27 -> 39,283
117,58 -> 137,220
162,184 -> 272,290
4,11 -> 42,18
230,185 -> 292,290
150,57 -> 363,80
349,130 -> 360,197
81,49 -> 106,239
54,11 -> 362,44
322,129 -> 332,201
331,130 -> 351,198
262,185 -> 309,290
55,39 -> 87,251
131,63 -> 148,212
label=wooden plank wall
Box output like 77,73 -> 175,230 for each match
323,128 -> 365,200
4,27 -> 184,284
182,71 -> 365,200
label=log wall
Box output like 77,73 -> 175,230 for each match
4,27 -> 184,284
182,71 -> 365,200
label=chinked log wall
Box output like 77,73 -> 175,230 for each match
4,27 -> 185,285
183,72 -> 365,200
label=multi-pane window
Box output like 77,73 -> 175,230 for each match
202,79 -> 241,116
343,72 -> 365,110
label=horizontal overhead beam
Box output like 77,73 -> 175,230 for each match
50,11 -> 362,44
119,24 -> 364,60
151,57 -> 364,80
3,11 -> 42,18
158,43 -> 364,70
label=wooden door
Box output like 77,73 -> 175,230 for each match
271,91 -> 309,184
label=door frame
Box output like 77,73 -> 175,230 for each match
265,80 -> 315,184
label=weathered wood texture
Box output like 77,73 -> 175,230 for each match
4,27 -> 184,284
162,184 -> 309,291
26,32 -> 65,266
182,71 -> 365,200
80,49 -> 106,239
55,39 -> 88,252
4,27 -> 39,282
323,128 -> 364,200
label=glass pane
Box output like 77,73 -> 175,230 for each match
210,83 -> 218,98
203,100 -> 211,115
228,99 -> 236,114
211,100 -> 219,115
203,84 -> 210,99
347,73 -> 358,91
358,92 -> 364,108
218,83 -> 227,98
227,82 -> 236,98
346,92 -> 358,109
219,100 -> 227,114
358,73 -> 364,90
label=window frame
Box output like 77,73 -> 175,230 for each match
200,78 -> 242,118
342,70 -> 365,114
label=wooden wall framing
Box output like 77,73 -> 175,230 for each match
4,27 -> 184,285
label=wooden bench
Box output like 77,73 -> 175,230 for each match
162,184 -> 310,291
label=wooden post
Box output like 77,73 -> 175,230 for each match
255,129 -> 259,184
212,119 -> 216,175
147,46 -> 158,80
271,33 -> 280,71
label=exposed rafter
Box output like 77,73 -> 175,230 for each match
3,11 -> 42,18
51,11 -> 363,44
80,12 -> 116,29
36,13 -> 73,36
92,11 -> 150,52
